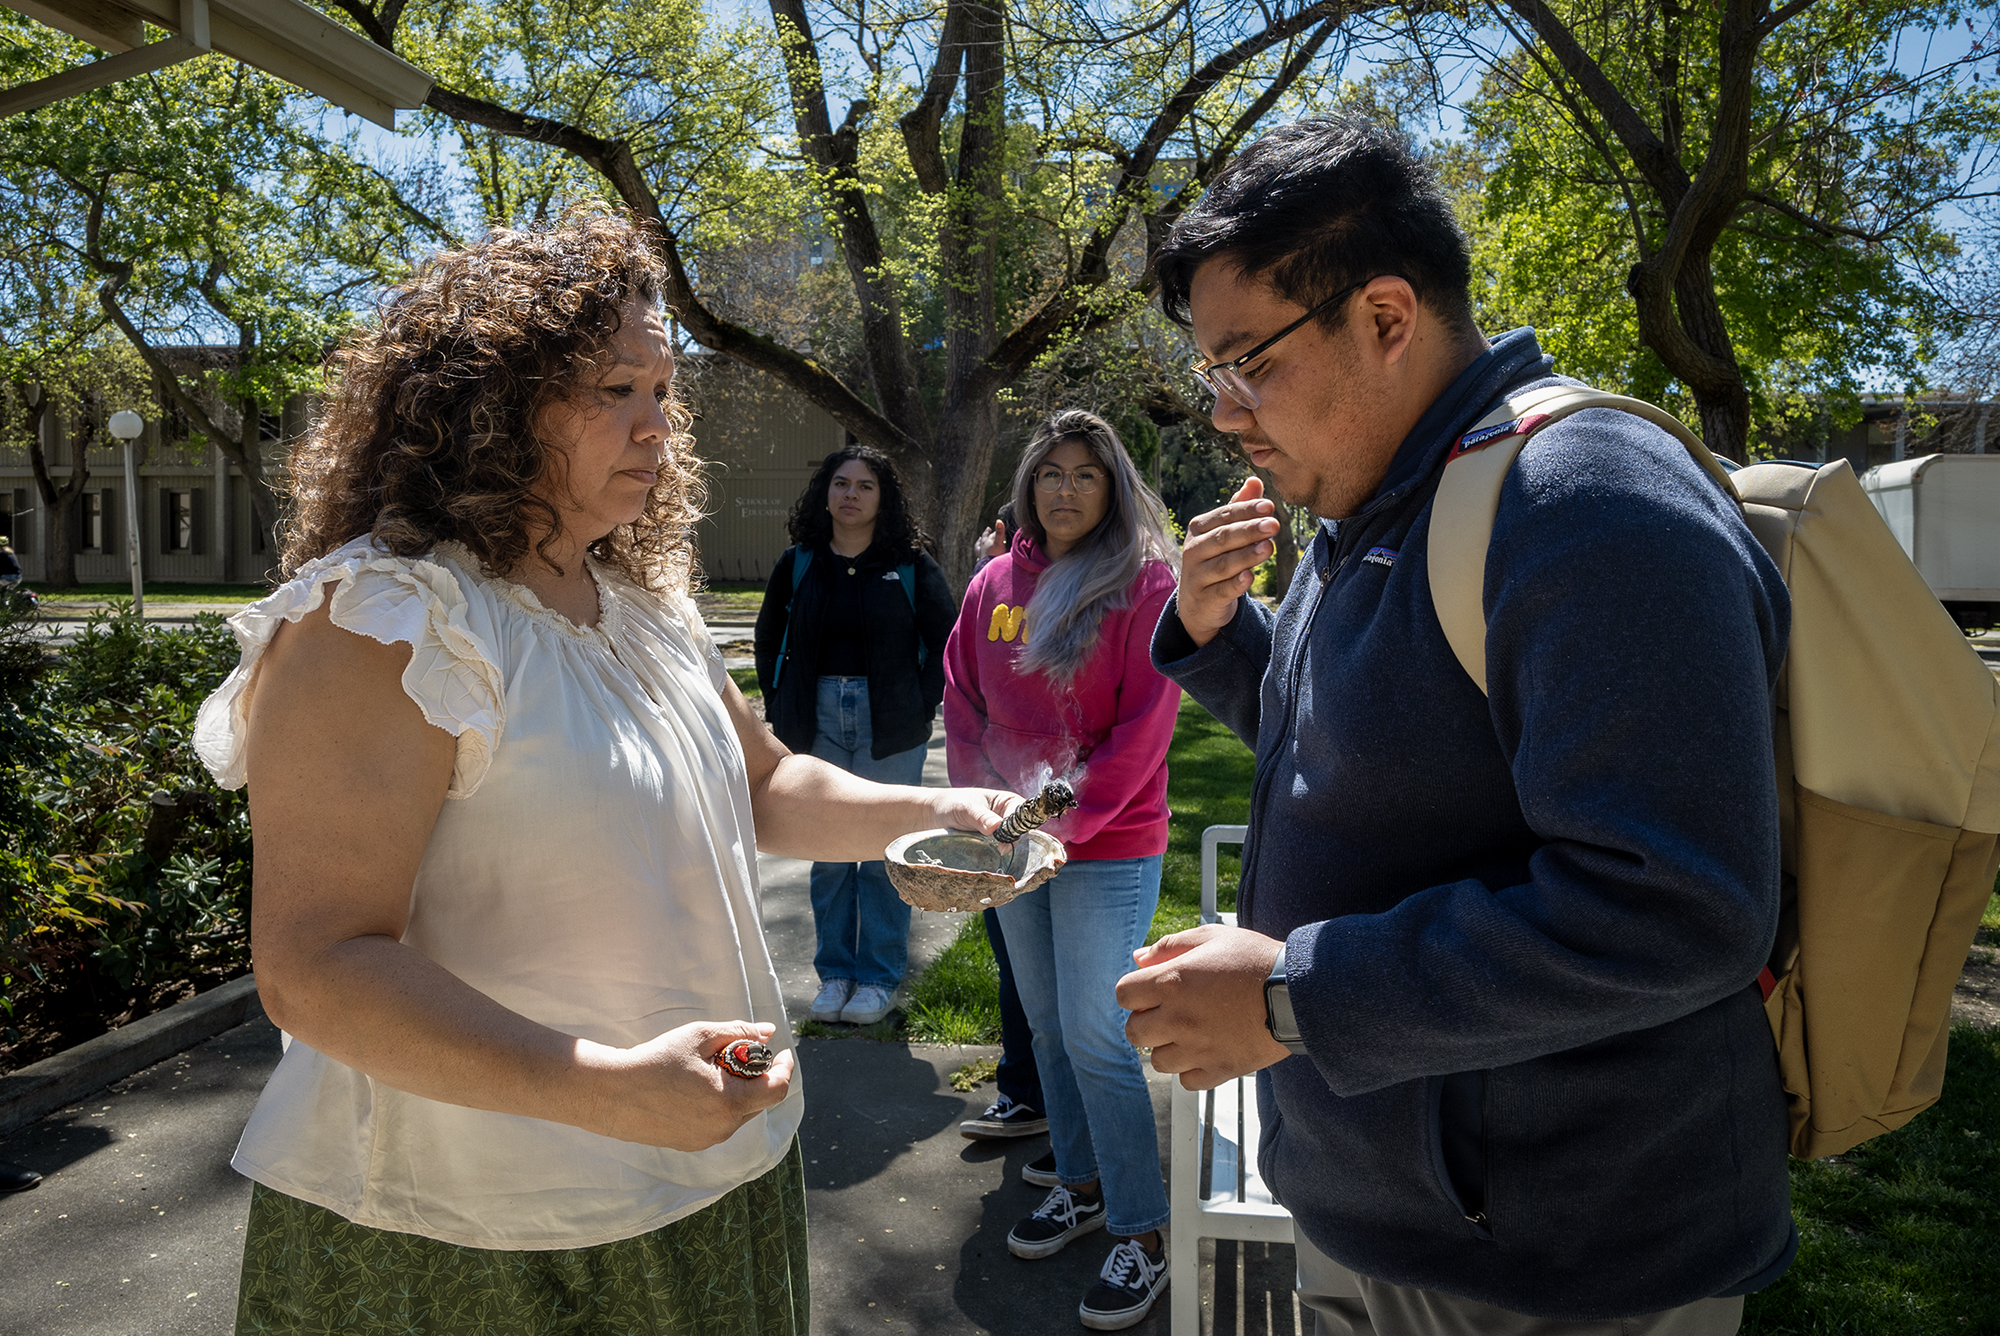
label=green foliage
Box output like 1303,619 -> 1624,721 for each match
46,607 -> 238,708
0,15 -> 448,470
949,1055 -> 999,1091
0,590 -> 58,853
1452,0 -> 2000,445
1,612 -> 251,1041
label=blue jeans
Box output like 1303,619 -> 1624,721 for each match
809,677 -> 926,989
984,908 -> 1044,1113
995,855 -> 1170,1237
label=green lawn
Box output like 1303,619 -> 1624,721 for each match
28,582 -> 270,604
1742,1024 -> 2000,1333
697,582 -> 766,619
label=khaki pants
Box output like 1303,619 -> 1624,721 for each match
1295,1230 -> 1743,1336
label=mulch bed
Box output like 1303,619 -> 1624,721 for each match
1,966 -> 240,1073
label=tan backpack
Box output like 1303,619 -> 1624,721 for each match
1428,384 -> 2000,1159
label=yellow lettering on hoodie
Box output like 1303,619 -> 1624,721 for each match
987,604 -> 1028,643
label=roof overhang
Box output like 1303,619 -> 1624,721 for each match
1,0 -> 432,127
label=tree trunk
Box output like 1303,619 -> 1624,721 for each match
238,397 -> 281,568
1270,494 -> 1300,596
931,405 -> 1001,592
23,387 -> 87,589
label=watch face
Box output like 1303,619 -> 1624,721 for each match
1264,977 -> 1304,1048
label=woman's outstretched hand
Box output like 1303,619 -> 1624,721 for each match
579,1020 -> 795,1151
929,787 -> 1021,838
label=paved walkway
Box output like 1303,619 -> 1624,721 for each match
0,728 -> 1301,1336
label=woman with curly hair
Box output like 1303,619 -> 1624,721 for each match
191,212 -> 1017,1336
752,446 -> 955,1027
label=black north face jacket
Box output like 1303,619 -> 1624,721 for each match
753,543 -> 955,759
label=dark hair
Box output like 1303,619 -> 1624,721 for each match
1156,114 -> 1476,338
785,444 -> 928,555
284,208 -> 703,593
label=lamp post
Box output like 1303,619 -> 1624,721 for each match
107,410 -> 145,616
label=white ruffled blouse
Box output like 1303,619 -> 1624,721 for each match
194,538 -> 801,1250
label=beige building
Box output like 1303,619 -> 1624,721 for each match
684,355 -> 847,585
2,351 -> 844,588
1,377 -> 292,587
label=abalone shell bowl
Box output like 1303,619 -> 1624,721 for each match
883,829 -> 1067,912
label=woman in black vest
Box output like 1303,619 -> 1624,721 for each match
754,445 -> 956,1026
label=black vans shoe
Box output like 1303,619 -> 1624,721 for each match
1079,1235 -> 1169,1330
960,1095 -> 1050,1139
1020,1151 -> 1060,1188
1006,1184 -> 1106,1259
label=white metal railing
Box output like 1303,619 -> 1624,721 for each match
1167,824 -> 1293,1336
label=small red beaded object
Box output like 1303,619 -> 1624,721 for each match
716,1039 -> 775,1078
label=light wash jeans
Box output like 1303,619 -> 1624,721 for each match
995,854 -> 1170,1238
808,676 -> 926,990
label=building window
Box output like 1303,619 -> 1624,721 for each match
76,489 -> 111,554
7,489 -> 27,553
160,489 -> 202,554
810,238 -> 824,266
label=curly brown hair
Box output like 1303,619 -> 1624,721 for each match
282,209 -> 705,594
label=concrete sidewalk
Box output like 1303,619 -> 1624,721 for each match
0,728 -> 1301,1335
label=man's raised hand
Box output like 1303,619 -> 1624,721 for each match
1177,477 -> 1281,648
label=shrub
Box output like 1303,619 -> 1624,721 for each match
1,608 -> 251,1053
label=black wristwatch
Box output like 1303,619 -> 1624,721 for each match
1263,942 -> 1309,1056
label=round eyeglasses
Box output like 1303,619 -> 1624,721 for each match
1034,466 -> 1103,494
1189,278 -> 1372,411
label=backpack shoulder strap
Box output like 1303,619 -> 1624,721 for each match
770,546 -> 815,691
1428,386 -> 1734,696
897,561 -> 928,669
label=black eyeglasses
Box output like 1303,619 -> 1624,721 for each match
1189,279 -> 1372,410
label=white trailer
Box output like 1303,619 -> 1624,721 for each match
1860,454 -> 2000,630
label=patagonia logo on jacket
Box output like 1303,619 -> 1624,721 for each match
988,604 -> 1029,643
1363,547 -> 1398,569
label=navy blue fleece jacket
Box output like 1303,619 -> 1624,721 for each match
1152,329 -> 1796,1319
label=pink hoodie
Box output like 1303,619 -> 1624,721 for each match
944,531 -> 1181,862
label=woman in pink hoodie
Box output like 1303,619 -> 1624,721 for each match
944,409 -> 1181,1331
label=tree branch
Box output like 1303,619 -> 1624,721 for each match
897,0 -> 972,195
766,0 -> 927,437
1743,189 -> 1894,244
967,10 -> 1349,401
1495,0 -> 1687,205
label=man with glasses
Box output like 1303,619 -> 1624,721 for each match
1115,115 -> 1795,1335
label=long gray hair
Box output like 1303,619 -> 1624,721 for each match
1012,409 -> 1178,683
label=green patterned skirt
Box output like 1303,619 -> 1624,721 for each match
234,1141 -> 808,1336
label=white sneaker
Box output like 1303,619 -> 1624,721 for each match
810,978 -> 855,1023
839,983 -> 897,1025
